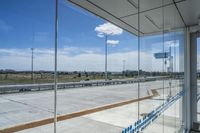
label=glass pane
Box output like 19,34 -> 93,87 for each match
139,0 -> 164,132
137,0 -> 185,132
0,0 -> 54,132
0,0 -> 186,132
163,2 -> 185,132
56,0 -> 139,132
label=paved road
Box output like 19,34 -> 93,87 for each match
0,79 -> 182,132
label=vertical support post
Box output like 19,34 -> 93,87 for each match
161,1 -> 165,132
137,0 -> 140,121
54,0 -> 58,132
190,32 -> 197,125
183,27 -> 191,133
178,34 -> 184,131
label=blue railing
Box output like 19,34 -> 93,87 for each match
197,93 -> 200,102
122,90 -> 184,133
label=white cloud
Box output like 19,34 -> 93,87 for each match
62,46 -> 101,55
97,33 -> 104,38
0,47 -> 181,72
0,48 -> 31,57
95,22 -> 123,36
165,40 -> 179,48
107,40 -> 119,45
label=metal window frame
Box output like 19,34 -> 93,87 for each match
183,27 -> 199,133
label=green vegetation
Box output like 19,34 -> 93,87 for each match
0,70 -> 184,85
0,71 -> 123,85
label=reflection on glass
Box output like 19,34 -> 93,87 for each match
0,0 -> 186,133
56,1 -> 139,132
0,0 -> 54,132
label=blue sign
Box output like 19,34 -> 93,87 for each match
154,52 -> 169,59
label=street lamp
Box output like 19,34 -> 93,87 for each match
123,60 -> 126,78
95,22 -> 123,81
31,48 -> 34,81
105,35 -> 108,81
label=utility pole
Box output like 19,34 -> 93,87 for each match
31,48 -> 34,81
123,60 -> 126,78
105,35 -> 108,81
169,46 -> 173,97
169,46 -> 173,73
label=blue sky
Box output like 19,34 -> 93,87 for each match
0,0 -> 137,52
0,0 -> 188,72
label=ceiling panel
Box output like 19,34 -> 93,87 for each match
140,0 -> 172,12
121,4 -> 185,34
121,13 -> 160,34
87,0 -> 138,18
68,0 -> 139,35
68,0 -> 199,36
143,4 -> 185,33
120,15 -> 138,31
162,4 -> 185,30
176,0 -> 200,26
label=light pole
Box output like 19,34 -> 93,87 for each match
169,46 -> 173,97
105,35 -> 108,81
123,60 -> 126,78
31,48 -> 34,81
95,23 -> 122,81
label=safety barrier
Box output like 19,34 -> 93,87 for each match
0,77 -> 169,94
122,90 -> 185,133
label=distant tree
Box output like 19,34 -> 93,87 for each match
73,71 -> 78,74
85,72 -> 88,77
40,73 -> 43,79
4,74 -> 8,80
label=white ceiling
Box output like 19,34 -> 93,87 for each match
176,0 -> 200,26
68,0 -> 200,36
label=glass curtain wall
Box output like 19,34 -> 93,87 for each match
139,0 -> 165,132
0,0 -> 55,132
163,2 -> 185,132
0,0 -> 186,133
56,0 -> 139,132
138,0 -> 185,133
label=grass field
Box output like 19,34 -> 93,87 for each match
0,73 -> 126,85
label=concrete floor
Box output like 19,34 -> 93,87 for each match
0,80 -> 183,133
18,97 -> 182,133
